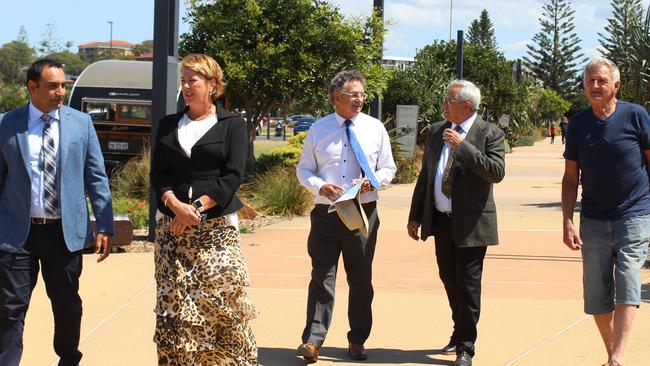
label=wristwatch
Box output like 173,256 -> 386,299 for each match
192,199 -> 205,213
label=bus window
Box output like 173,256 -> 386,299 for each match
117,104 -> 150,124
83,102 -> 116,122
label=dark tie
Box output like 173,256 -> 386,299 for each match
441,125 -> 463,198
41,113 -> 58,216
344,119 -> 380,189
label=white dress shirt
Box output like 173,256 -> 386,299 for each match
177,113 -> 218,157
28,101 -> 61,218
297,112 -> 396,205
434,113 -> 477,213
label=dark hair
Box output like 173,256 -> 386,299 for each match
328,69 -> 366,105
26,59 -> 64,86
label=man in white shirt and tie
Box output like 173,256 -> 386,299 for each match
296,70 -> 396,362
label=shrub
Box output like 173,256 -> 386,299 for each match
250,167 -> 312,217
392,156 -> 419,184
255,132 -> 306,174
112,196 -> 148,229
514,135 -> 536,147
110,145 -> 150,200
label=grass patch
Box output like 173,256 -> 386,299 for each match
254,139 -> 288,157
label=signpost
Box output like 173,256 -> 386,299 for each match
396,105 -> 419,159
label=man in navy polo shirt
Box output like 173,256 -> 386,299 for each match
562,56 -> 650,366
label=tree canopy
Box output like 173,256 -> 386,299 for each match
466,9 -> 497,49
599,0 -> 644,102
524,0 -> 585,99
180,0 -> 386,152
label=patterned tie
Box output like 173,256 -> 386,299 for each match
344,119 -> 380,189
441,125 -> 464,198
41,113 -> 58,216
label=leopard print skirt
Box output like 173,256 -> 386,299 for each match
154,215 -> 259,365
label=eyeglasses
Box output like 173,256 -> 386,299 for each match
443,98 -> 458,106
339,91 -> 368,100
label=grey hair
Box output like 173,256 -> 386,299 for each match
583,56 -> 620,83
328,69 -> 366,105
447,80 -> 481,112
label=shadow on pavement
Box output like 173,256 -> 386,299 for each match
259,347 -> 454,365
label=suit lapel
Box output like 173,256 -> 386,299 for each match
464,118 -> 484,147
58,106 -> 72,171
13,105 -> 31,177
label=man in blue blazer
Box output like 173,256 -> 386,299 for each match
0,59 -> 114,366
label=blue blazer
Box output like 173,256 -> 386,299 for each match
0,104 -> 114,253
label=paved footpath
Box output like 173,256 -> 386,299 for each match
23,138 -> 650,365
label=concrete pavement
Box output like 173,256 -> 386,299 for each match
22,138 -> 650,365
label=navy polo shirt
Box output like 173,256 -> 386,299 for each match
564,101 -> 650,220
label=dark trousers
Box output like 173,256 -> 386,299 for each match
301,202 -> 379,347
0,223 -> 83,366
433,212 -> 487,357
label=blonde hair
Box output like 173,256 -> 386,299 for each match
180,54 -> 227,100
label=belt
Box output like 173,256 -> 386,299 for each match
31,217 -> 61,225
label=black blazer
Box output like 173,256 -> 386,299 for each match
408,118 -> 505,247
150,104 -> 248,219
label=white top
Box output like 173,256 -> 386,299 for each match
177,113 -> 218,157
296,112 -> 396,205
28,101 -> 61,219
434,113 -> 477,213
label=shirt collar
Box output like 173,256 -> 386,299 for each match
335,112 -> 360,127
452,113 -> 477,134
28,101 -> 60,124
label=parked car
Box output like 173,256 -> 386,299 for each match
287,114 -> 314,125
293,117 -> 316,134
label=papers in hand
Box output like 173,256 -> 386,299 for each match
328,182 -> 369,237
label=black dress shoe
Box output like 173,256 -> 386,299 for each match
455,351 -> 472,366
348,342 -> 368,360
441,339 -> 456,355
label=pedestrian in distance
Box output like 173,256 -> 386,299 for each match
559,116 -> 569,144
295,69 -> 396,363
407,80 -> 505,366
550,122 -> 557,144
562,56 -> 650,366
0,59 -> 114,366
150,53 -> 258,365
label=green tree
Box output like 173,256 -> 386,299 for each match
466,9 -> 497,49
38,23 -> 66,56
399,41 -> 529,126
0,29 -> 36,85
180,0 -> 386,155
0,84 -> 29,112
46,50 -> 88,76
524,0 -> 585,99
528,87 -> 571,126
132,40 -> 154,56
382,51 -> 452,138
599,0 -> 644,101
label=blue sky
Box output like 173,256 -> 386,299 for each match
1,0 -> 648,62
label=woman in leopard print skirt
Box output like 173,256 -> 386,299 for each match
150,54 -> 258,365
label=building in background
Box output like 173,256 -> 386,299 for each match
382,56 -> 415,69
78,40 -> 134,59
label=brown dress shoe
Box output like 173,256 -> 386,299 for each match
348,342 -> 368,360
296,342 -> 319,363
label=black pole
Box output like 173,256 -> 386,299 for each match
516,58 -> 523,85
455,30 -> 463,79
370,0 -> 383,121
149,0 -> 179,240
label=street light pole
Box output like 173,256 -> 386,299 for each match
449,0 -> 453,41
107,21 -> 113,58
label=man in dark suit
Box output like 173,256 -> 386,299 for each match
407,80 -> 505,366
0,59 -> 114,366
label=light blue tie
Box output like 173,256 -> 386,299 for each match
344,119 -> 380,189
